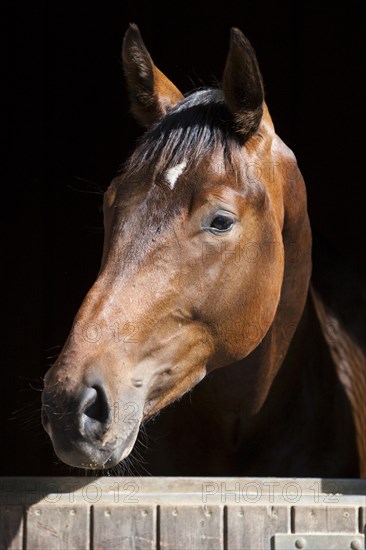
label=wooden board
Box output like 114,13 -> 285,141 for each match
93,504 -> 156,550
226,505 -> 289,549
27,505 -> 88,550
159,505 -> 223,550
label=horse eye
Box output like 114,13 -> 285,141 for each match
209,215 -> 235,233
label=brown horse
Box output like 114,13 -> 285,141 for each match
42,24 -> 364,477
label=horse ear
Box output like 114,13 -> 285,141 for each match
122,24 -> 184,127
222,28 -> 264,138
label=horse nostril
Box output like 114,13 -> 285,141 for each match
80,386 -> 111,438
84,386 -> 109,423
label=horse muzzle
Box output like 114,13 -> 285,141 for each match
41,376 -> 143,469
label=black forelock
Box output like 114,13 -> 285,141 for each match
123,88 -> 243,179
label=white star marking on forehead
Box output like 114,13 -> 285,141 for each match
165,160 -> 187,190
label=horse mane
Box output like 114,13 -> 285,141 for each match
122,88 -> 245,180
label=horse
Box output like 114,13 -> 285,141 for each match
42,24 -> 365,477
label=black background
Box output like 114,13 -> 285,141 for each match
3,1 -> 365,475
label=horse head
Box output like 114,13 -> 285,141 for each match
42,25 -> 311,469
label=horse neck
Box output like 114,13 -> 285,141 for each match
203,288 -> 313,418
196,288 -> 334,430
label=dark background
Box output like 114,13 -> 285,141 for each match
3,1 -> 365,475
